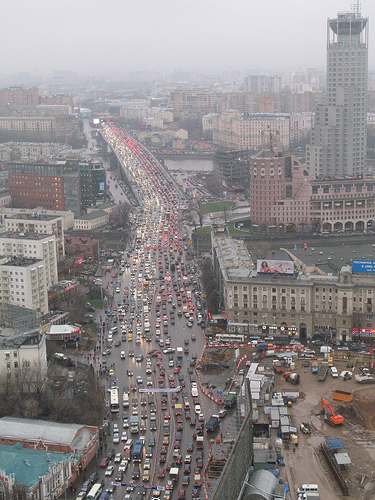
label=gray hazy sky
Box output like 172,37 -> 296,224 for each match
1,0 -> 374,76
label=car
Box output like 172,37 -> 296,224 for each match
157,469 -> 165,479
182,476 -> 190,486
137,376 -> 143,385
136,354 -> 144,362
114,452 -> 122,462
144,458 -> 151,470
99,456 -> 109,468
106,483 -> 116,494
132,467 -> 140,479
114,471 -> 123,482
119,459 -> 128,472
177,490 -> 186,499
330,366 -> 339,378
105,465 -> 115,476
113,433 -> 120,444
184,455 -> 191,464
89,471 -> 98,484
149,437 -> 155,447
121,431 -> 128,441
165,481 -> 174,491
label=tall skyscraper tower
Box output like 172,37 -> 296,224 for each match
306,7 -> 368,178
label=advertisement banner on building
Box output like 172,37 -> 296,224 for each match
99,182 -> 105,191
352,260 -> 375,273
257,259 -> 294,275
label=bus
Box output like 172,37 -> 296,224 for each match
110,387 -> 120,413
215,334 -> 245,344
87,484 -> 103,500
132,440 -> 144,463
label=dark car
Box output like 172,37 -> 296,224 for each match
89,472 -> 98,484
80,481 -> 92,493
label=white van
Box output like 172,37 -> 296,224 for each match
123,393 -> 129,408
297,484 -> 319,496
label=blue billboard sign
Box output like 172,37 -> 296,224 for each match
352,260 -> 375,273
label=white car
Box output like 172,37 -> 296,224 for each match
147,377 -> 153,386
330,366 -> 339,378
121,431 -> 128,441
118,460 -> 128,472
105,465 -> 114,476
195,405 -> 201,415
115,452 -> 123,462
113,433 -> 120,444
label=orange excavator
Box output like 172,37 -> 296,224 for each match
321,398 -> 344,426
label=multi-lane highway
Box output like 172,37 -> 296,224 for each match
90,123 -> 220,500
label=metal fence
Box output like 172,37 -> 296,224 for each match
210,379 -> 253,500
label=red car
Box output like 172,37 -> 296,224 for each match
99,457 -> 109,468
157,469 -> 165,479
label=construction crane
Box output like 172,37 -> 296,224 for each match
321,398 -> 344,426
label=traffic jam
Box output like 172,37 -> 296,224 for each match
95,122 -> 212,500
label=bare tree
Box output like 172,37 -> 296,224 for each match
109,202 -> 132,232
183,198 -> 204,228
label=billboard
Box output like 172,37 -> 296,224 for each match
257,259 -> 294,275
92,118 -> 100,125
352,260 -> 375,274
99,182 -> 105,191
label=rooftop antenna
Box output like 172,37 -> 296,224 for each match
352,0 -> 361,16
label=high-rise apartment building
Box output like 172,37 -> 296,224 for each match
307,10 -> 368,178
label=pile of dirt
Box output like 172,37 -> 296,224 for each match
338,388 -> 375,430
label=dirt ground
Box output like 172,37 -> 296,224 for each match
272,359 -> 375,500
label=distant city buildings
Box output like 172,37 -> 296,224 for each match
169,88 -> 215,120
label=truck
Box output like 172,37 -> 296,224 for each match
196,435 -> 204,450
169,467 -> 179,482
273,361 -> 284,375
193,473 -> 202,487
130,415 -> 139,434
317,362 -> 329,381
311,362 -> 319,374
223,392 -> 237,408
205,415 -> 219,432
284,372 -> 300,385
177,347 -> 183,359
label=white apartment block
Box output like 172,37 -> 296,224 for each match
0,259 -> 49,316
0,116 -> 57,134
0,142 -> 70,162
211,110 -> 290,150
73,209 -> 109,231
3,213 -> 65,261
0,233 -> 58,288
0,330 -> 47,386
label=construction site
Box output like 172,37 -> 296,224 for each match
195,341 -> 375,499
271,355 -> 375,500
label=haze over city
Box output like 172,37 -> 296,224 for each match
1,0 -> 375,77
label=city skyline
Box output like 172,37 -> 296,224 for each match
1,0 -> 375,77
